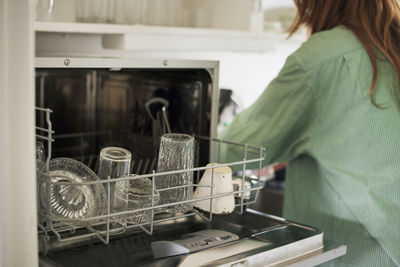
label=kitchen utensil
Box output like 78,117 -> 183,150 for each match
232,178 -> 252,200
193,163 -> 235,215
145,97 -> 171,155
39,158 -> 107,225
232,177 -> 261,207
156,133 -> 194,214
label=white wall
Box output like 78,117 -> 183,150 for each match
144,39 -> 302,109
180,50 -> 297,109
216,47 -> 299,109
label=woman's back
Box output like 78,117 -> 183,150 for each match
220,26 -> 400,266
284,26 -> 400,266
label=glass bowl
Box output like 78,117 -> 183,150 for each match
39,158 -> 107,225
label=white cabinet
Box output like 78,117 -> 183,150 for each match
35,21 -> 282,56
35,0 -> 302,56
35,0 -> 304,111
1,1 -> 37,267
39,0 -> 255,31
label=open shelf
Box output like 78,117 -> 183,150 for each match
34,21 -> 290,53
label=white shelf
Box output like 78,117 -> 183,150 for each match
34,21 -> 291,54
35,21 -> 138,34
35,21 -> 256,36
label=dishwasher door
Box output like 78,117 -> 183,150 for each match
39,209 -> 345,267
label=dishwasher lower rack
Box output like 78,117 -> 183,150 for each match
36,107 -> 266,249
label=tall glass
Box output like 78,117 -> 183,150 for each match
75,0 -> 115,23
115,0 -> 147,25
97,147 -> 131,221
146,0 -> 168,26
36,0 -> 56,21
156,133 -> 194,214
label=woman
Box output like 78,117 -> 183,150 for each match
220,0 -> 400,266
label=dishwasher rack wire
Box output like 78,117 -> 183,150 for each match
36,107 -> 266,250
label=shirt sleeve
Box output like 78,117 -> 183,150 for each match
219,54 -> 316,166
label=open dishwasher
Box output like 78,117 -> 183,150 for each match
35,58 -> 345,267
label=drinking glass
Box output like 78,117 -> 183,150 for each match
75,0 -> 115,23
166,0 -> 183,27
156,133 -> 194,214
36,0 -> 56,21
97,147 -> 131,180
113,176 -> 160,225
147,0 -> 184,26
146,0 -> 168,26
97,147 -> 131,220
115,0 -> 147,25
36,141 -> 46,162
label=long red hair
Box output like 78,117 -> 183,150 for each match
289,0 -> 400,108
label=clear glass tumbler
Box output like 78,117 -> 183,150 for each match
156,133 -> 194,214
146,0 -> 168,26
115,0 -> 147,25
75,0 -> 115,23
36,141 -> 46,162
113,176 -> 160,225
36,0 -> 56,21
97,147 -> 131,221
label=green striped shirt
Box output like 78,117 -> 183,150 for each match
220,26 -> 400,266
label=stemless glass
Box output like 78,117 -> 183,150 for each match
36,141 -> 46,162
36,0 -> 56,21
97,147 -> 131,180
97,147 -> 131,221
115,0 -> 147,25
156,133 -> 194,214
147,0 -> 168,26
113,176 -> 160,225
75,0 -> 115,23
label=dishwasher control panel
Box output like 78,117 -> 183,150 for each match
151,230 -> 239,259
